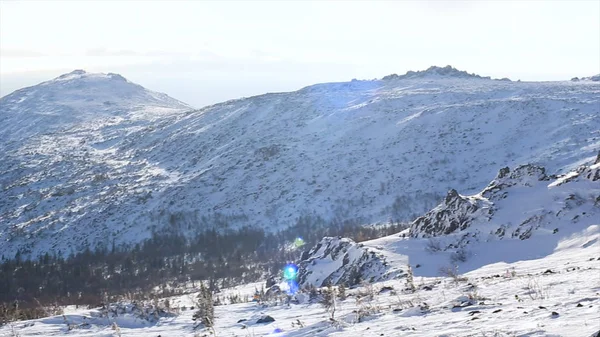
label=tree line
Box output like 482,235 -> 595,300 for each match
0,215 -> 407,323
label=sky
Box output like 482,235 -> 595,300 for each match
1,1 -> 599,108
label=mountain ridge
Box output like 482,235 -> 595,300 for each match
1,67 -> 599,259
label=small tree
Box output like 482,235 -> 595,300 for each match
320,283 -> 337,321
193,283 -> 214,328
308,286 -> 319,302
338,283 -> 347,301
405,265 -> 416,293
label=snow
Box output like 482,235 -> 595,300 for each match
3,223 -> 598,336
297,236 -> 402,287
1,89 -> 598,336
1,68 -> 598,259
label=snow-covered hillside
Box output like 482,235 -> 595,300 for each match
0,70 -> 191,143
3,200 -> 599,336
285,160 -> 599,285
409,159 -> 600,253
1,66 -> 599,258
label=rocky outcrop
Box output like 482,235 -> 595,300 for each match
383,65 -> 491,81
296,237 -> 402,288
409,161 -> 599,245
482,164 -> 548,198
410,189 -> 493,238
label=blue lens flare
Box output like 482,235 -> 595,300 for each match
286,279 -> 299,295
282,263 -> 299,295
283,263 -> 298,280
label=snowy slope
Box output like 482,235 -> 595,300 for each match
286,161 -> 599,286
1,66 -> 599,258
409,160 -> 600,256
1,155 -> 599,336
3,213 -> 599,336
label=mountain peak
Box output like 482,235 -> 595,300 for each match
0,70 -> 191,139
51,69 -> 130,83
382,65 -> 491,81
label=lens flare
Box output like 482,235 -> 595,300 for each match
282,263 -> 300,295
283,263 -> 298,280
293,237 -> 305,248
286,279 -> 299,295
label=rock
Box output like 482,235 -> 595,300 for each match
451,295 -> 476,309
265,285 -> 282,298
551,311 -> 559,318
379,286 -> 394,294
410,189 -> 487,237
577,303 -> 583,307
256,315 -> 275,324
266,275 -> 277,288
297,237 -> 399,287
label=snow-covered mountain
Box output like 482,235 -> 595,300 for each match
0,70 -> 191,143
1,66 -> 599,258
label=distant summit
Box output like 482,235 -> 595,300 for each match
0,70 -> 192,140
571,74 -> 600,82
382,65 -> 495,81
51,69 -> 132,83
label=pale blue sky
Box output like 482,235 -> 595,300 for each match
1,0 -> 599,107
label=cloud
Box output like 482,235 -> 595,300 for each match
0,48 -> 46,58
85,48 -> 140,57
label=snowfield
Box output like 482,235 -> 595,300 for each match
2,223 -> 598,336
1,66 -> 599,259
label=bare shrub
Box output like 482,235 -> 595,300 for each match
524,276 -> 549,300
467,291 -> 488,302
356,282 -> 376,301
450,248 -> 470,264
439,265 -> 468,283
425,238 -> 442,253
355,297 -> 380,322
111,322 -> 122,337
354,282 -> 381,322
